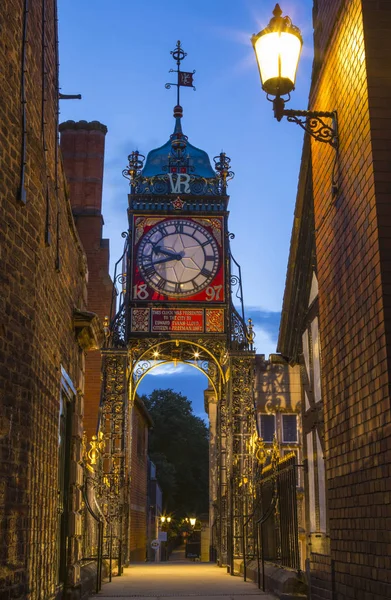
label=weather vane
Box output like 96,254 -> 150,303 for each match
165,41 -> 196,106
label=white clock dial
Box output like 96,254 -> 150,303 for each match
137,219 -> 220,297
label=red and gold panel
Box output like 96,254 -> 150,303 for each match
151,309 -> 204,332
131,308 -> 150,332
205,308 -> 225,333
132,215 -> 225,303
130,307 -> 225,334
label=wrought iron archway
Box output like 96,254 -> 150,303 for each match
129,337 -> 227,401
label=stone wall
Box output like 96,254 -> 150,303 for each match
310,0 -> 391,598
0,1 -> 94,598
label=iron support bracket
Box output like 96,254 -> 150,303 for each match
59,93 -> 82,100
273,97 -> 338,149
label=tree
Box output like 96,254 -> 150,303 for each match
141,389 -> 209,517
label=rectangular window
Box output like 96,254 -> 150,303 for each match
259,414 -> 275,442
57,367 -> 76,587
282,414 -> 298,443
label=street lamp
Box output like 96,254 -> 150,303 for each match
252,4 -> 338,149
189,517 -> 196,527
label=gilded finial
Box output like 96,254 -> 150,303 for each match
247,318 -> 255,349
103,316 -> 110,338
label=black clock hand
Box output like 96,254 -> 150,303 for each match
152,256 -> 182,265
153,245 -> 182,260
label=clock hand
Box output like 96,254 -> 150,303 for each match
152,256 -> 182,265
153,245 -> 182,260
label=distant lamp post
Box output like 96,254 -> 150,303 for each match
189,517 -> 196,527
166,516 -> 172,523
160,516 -> 166,524
252,3 -> 338,149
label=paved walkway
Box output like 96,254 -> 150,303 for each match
95,562 -> 277,599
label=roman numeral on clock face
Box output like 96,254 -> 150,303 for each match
174,222 -> 184,233
158,225 -> 169,236
156,278 -> 166,290
143,264 -> 155,278
201,267 -> 212,278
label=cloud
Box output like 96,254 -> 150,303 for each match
245,307 -> 281,356
246,307 -> 281,337
202,23 -> 253,47
143,363 -> 200,377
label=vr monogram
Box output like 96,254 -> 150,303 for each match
167,173 -> 191,194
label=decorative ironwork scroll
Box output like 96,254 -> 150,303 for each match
128,337 -> 226,399
226,352 -> 256,574
215,383 -> 228,566
283,109 -> 338,149
228,240 -> 254,351
98,350 -> 128,570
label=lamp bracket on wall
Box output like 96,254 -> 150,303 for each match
273,97 -> 338,149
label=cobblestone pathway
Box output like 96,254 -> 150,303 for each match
95,563 -> 276,600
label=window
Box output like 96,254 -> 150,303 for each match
58,367 -> 76,587
282,414 -> 298,442
259,414 -> 275,442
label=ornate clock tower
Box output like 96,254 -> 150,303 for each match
127,99 -> 228,338
100,42 -> 256,572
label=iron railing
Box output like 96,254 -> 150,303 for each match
253,453 -> 301,590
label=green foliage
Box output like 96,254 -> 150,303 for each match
141,389 -> 209,517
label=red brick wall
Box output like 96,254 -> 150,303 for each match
0,1 -> 88,597
310,0 -> 391,598
129,406 -> 149,562
313,0 -> 344,65
60,122 -> 113,439
60,122 -> 106,213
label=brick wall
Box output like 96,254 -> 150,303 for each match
0,1 -> 90,598
310,0 -> 391,598
129,403 -> 150,562
60,122 -> 113,440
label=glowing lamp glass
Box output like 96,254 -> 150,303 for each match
189,517 -> 196,527
252,4 -> 303,99
253,29 -> 301,97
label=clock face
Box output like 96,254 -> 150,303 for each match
136,219 -> 220,298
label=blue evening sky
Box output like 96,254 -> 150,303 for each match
58,1 -> 313,419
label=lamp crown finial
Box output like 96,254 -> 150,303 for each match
273,4 -> 282,17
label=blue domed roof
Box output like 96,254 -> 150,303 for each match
141,108 -> 216,179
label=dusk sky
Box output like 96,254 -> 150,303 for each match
58,0 -> 314,418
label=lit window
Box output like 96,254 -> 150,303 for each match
260,414 -> 275,442
282,414 -> 298,443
